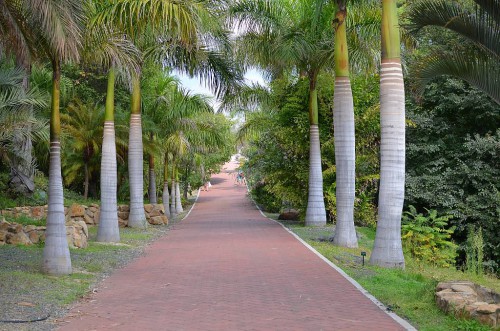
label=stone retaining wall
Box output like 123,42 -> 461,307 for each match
0,203 -> 168,248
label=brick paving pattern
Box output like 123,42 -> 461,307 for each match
58,160 -> 408,331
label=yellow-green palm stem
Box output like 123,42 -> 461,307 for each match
163,153 -> 169,183
334,8 -> 349,78
381,0 -> 401,60
308,75 -> 319,125
50,60 -> 61,141
105,67 -> 116,122
131,75 -> 141,114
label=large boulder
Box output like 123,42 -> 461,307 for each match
66,220 -> 88,248
436,281 -> 500,329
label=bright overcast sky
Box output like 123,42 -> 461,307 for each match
174,68 -> 267,110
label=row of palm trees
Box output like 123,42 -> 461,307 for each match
228,0 -> 498,268
2,0 -> 495,275
1,0 -> 240,275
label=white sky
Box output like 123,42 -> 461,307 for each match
174,68 -> 267,111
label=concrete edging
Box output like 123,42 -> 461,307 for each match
181,188 -> 201,221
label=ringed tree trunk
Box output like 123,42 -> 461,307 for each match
97,67 -> 120,242
170,163 -> 177,217
369,0 -> 405,268
305,72 -> 327,226
128,76 -> 147,228
162,153 -> 170,218
43,59 -> 72,275
148,133 -> 157,204
332,4 -> 358,248
175,170 -> 183,213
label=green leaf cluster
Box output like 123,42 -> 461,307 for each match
402,205 -> 457,268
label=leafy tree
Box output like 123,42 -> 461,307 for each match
61,100 -> 103,200
406,77 -> 500,274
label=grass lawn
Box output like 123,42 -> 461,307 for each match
273,217 -> 499,331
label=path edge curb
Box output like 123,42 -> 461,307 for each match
180,188 -> 201,221
248,193 -> 417,331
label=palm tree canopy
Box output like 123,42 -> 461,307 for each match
406,0 -> 500,103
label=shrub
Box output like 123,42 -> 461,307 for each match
402,205 -> 457,267
464,226 -> 484,275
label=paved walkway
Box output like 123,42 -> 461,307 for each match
58,160 -> 409,331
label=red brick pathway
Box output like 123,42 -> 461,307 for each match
58,160 -> 411,331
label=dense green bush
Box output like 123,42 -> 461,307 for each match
402,205 -> 457,268
406,77 -> 500,274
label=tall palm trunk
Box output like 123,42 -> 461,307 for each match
43,59 -> 71,275
170,162 -> 177,217
97,67 -> 120,242
162,153 -> 170,218
175,171 -> 183,213
332,4 -> 358,248
128,76 -> 147,228
305,73 -> 327,226
370,0 -> 405,268
170,178 -> 177,217
148,134 -> 157,204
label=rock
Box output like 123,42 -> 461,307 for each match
0,230 -> 6,242
85,209 -> 94,218
0,220 -> 11,231
118,218 -> 127,228
7,231 -> 32,245
31,206 -> 45,219
70,204 -> 85,217
278,210 -> 299,221
83,214 -> 94,225
93,211 -> 100,224
436,281 -> 500,329
66,221 -> 88,248
28,230 -> 41,244
150,216 -> 168,225
452,284 -> 477,295
8,224 -> 24,234
118,205 -> 129,212
77,220 -> 88,238
118,212 -> 129,220
477,304 -> 500,314
144,204 -> 154,213
149,209 -> 162,217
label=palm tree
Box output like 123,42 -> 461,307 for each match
369,0 -> 406,268
332,0 -> 357,248
0,60 -> 48,171
4,0 -> 86,275
406,0 -> 499,104
83,1 -> 141,239
61,100 -> 104,200
230,0 -> 339,226
3,0 -> 86,275
142,70 -> 180,206
94,0 -> 241,227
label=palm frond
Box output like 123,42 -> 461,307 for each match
413,52 -> 500,104
406,0 -> 499,57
